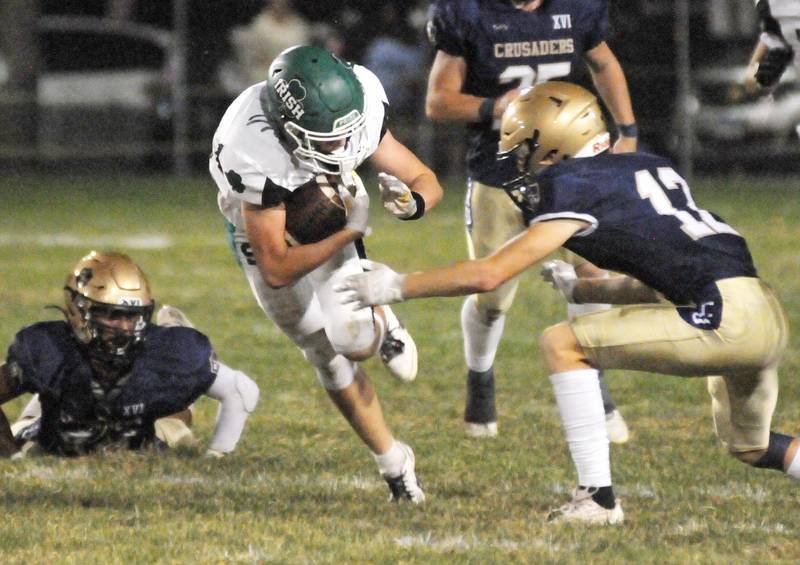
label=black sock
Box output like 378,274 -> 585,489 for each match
581,485 -> 616,509
465,368 -> 496,423
754,431 -> 793,470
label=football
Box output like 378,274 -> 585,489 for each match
284,174 -> 348,245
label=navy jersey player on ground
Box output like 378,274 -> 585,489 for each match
0,251 -> 259,458
425,0 -> 636,440
336,82 -> 799,525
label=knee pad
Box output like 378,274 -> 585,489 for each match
314,354 -> 357,391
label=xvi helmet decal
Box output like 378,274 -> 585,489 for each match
64,251 -> 155,370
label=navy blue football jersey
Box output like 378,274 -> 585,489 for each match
5,321 -> 217,455
509,152 -> 757,307
427,0 -> 608,186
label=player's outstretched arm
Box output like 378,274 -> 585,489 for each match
337,220 -> 583,307
541,260 -> 661,305
204,363 -> 260,458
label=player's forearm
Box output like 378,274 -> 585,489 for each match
572,275 -> 660,305
254,229 -> 361,287
425,89 -> 486,123
592,62 -> 635,129
403,260 -> 500,299
407,169 -> 443,212
586,44 -> 636,130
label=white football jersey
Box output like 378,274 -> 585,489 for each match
758,0 -> 800,70
210,65 -> 388,225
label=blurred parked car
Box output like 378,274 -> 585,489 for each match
35,16 -> 174,168
673,64 -> 800,169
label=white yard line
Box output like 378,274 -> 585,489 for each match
0,233 -> 173,249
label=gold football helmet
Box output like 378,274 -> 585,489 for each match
498,81 -> 610,175
64,251 -> 154,367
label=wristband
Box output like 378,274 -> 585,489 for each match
617,122 -> 638,138
478,97 -> 496,125
400,192 -> 426,221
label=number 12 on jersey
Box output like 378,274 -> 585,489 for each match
634,167 -> 739,241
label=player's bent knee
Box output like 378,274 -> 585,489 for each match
315,354 -> 357,391
326,317 -> 380,361
540,323 -> 582,370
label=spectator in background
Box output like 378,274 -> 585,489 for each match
363,5 -> 425,118
219,0 -> 312,95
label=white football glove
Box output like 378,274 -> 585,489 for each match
334,259 -> 405,309
378,173 -> 417,219
339,175 -> 370,235
540,259 -> 578,302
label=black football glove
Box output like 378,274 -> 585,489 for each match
755,45 -> 795,88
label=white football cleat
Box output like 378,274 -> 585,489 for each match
547,487 -> 624,525
156,304 -> 195,328
379,306 -> 418,382
605,409 -> 630,444
383,442 -> 425,504
464,422 -> 498,438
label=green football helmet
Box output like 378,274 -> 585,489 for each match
262,45 -> 369,174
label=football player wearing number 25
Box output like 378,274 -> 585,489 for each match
337,82 -> 799,524
425,0 -> 636,441
209,45 -> 442,503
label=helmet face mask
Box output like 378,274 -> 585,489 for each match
498,81 -> 610,176
64,251 -> 154,370
263,45 -> 369,174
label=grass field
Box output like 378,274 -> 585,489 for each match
0,172 -> 799,563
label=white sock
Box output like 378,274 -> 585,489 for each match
787,448 -> 800,479
461,296 -> 506,372
549,369 -> 611,487
373,440 -> 405,477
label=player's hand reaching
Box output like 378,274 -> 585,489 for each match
335,259 -> 405,309
378,173 -> 417,219
540,259 -> 578,302
340,176 -> 370,235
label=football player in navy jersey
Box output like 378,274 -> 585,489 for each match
0,251 -> 259,458
336,82 -> 799,524
425,0 -> 636,440
745,0 -> 799,94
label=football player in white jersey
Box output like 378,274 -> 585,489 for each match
209,45 -> 442,503
746,0 -> 800,93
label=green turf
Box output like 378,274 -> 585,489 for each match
0,172 -> 799,563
